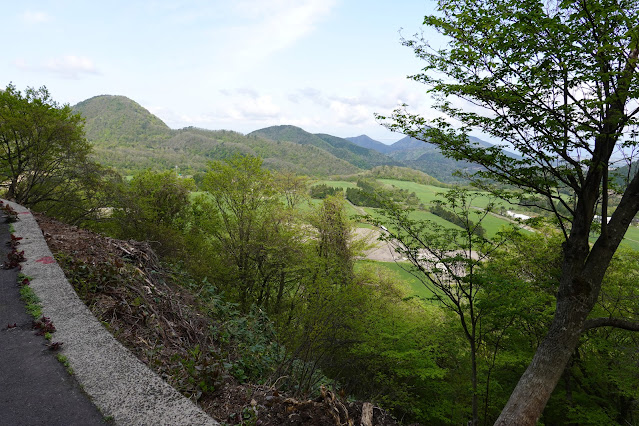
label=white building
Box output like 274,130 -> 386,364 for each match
506,210 -> 531,221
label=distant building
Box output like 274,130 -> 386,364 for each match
506,210 -> 531,221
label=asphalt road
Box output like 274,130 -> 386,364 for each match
0,216 -> 107,426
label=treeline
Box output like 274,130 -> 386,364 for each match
430,204 -> 486,237
345,179 -> 421,208
310,184 -> 343,199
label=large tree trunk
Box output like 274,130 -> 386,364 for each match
494,279 -> 592,425
496,168 -> 639,425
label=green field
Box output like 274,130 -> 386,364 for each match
621,225 -> 639,251
356,260 -> 435,300
378,178 -> 505,209
317,178 -> 517,238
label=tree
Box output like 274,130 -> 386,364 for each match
369,188 -> 513,424
0,84 -> 95,206
381,1 -> 639,423
113,170 -> 195,254
198,156 -> 302,312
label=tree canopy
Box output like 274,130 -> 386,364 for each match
0,84 -> 116,222
380,0 -> 639,424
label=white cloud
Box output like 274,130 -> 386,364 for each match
228,95 -> 281,121
223,0 -> 337,64
45,55 -> 99,78
329,100 -> 371,126
15,55 -> 99,79
288,87 -> 330,107
220,87 -> 260,99
214,88 -> 282,121
14,58 -> 29,70
21,10 -> 51,24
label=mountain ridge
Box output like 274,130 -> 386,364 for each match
249,125 -> 403,170
73,94 -> 509,182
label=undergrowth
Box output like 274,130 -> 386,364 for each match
57,248 -> 332,403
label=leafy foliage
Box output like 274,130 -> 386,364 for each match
380,0 -> 639,422
111,170 -> 194,255
309,183 -> 343,199
429,204 -> 486,237
0,84 -> 114,222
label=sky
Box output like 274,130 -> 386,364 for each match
2,1 -> 444,144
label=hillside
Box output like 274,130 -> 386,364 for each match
73,96 -> 361,176
73,95 -> 172,148
249,125 -> 402,170
612,160 -> 639,188
36,213 -> 399,426
73,95 -> 511,181
346,135 -> 394,154
388,136 -> 480,182
349,134 -> 518,183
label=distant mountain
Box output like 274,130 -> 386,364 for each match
73,95 -> 516,181
346,135 -> 394,154
73,97 -> 361,176
388,136 -> 429,152
249,125 -> 402,170
347,134 -> 519,183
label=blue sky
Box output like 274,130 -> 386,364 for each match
2,1 -> 441,143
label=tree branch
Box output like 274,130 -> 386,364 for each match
582,317 -> 639,332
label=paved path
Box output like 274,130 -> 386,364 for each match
0,216 -> 106,426
0,201 -> 218,426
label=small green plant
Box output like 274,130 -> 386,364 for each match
19,285 -> 42,318
56,354 -> 74,375
171,345 -> 227,401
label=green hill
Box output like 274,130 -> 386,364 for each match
160,127 -> 362,176
73,95 -> 171,148
73,96 -> 361,176
346,135 -> 395,154
249,125 -> 402,170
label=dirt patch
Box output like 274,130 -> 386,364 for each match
355,228 -> 404,262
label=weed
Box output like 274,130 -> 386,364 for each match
56,354 -> 74,375
19,285 -> 42,318
18,272 -> 31,286
7,234 -> 22,249
0,201 -> 19,223
33,316 -> 56,335
47,341 -> 64,351
3,247 -> 25,269
170,345 -> 227,401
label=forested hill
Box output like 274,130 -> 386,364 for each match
248,125 -> 403,170
347,134 -> 519,183
347,134 -> 481,183
73,96 -> 361,176
73,94 -> 500,181
346,135 -> 395,154
74,95 -> 172,148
